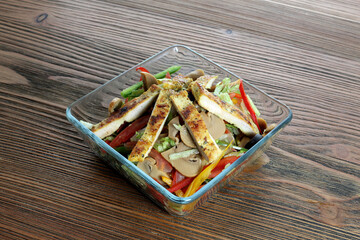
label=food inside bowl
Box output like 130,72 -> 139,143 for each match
82,66 -> 276,197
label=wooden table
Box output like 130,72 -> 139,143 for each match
1,0 -> 359,239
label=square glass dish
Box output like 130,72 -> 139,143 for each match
66,45 -> 292,216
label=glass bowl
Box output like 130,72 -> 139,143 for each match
66,45 -> 292,216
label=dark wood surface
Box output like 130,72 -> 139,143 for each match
1,0 -> 359,239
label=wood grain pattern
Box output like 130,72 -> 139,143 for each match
1,0 -> 359,239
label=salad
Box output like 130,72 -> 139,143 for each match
85,66 -> 276,197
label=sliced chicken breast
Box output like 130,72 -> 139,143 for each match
128,89 -> 172,162
170,90 -> 222,163
191,82 -> 259,137
92,84 -> 161,139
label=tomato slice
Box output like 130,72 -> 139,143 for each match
172,170 -> 185,186
109,115 -> 150,148
229,92 -> 242,100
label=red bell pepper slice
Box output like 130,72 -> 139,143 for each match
239,80 -> 260,132
167,177 -> 194,193
165,72 -> 171,79
136,67 -> 149,73
149,149 -> 173,173
109,115 -> 150,148
209,156 -> 238,178
136,67 -> 150,81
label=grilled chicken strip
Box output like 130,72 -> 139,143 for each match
191,82 -> 259,137
128,89 -> 172,162
91,84 -> 161,139
170,90 -> 222,163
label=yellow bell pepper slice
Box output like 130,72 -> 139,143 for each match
161,176 -> 173,187
184,140 -> 233,197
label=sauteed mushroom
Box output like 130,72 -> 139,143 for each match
180,125 -> 196,148
137,157 -> 169,183
108,97 -> 123,115
263,123 -> 276,136
186,69 -> 205,80
168,116 -> 180,144
257,117 -> 267,134
162,143 -> 203,177
200,111 -> 226,140
141,72 -> 158,90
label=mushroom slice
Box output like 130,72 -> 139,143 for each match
137,157 -> 169,183
191,82 -> 259,137
141,72 -> 158,90
194,75 -> 218,89
200,111 -> 226,140
185,69 -> 205,80
170,90 -> 222,163
92,84 -> 161,139
238,136 -> 251,148
161,143 -> 203,177
257,117 -> 267,134
263,123 -> 276,136
170,155 -> 202,177
108,97 -> 123,115
167,116 -> 180,144
161,142 -> 191,161
128,89 -> 173,162
180,125 -> 196,148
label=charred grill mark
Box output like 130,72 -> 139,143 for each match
119,106 -> 128,114
149,115 -> 159,126
131,140 -> 147,157
182,105 -> 192,120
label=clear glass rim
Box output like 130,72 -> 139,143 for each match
66,44 -> 293,205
